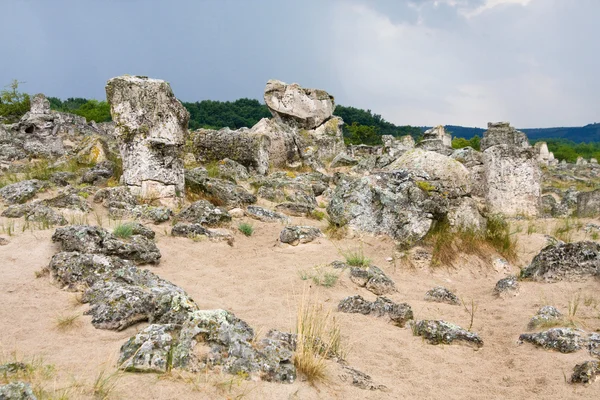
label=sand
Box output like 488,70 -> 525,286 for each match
0,204 -> 599,399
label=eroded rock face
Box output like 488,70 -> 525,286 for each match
520,241 -> 600,282
482,122 -> 541,217
411,320 -> 483,348
106,75 -> 189,206
451,147 -> 485,198
175,200 -> 231,226
245,205 -> 290,223
264,79 -> 334,130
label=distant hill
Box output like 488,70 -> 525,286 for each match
427,123 -> 600,143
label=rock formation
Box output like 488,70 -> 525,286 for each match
106,76 -> 189,206
482,122 -> 541,217
416,125 -> 452,155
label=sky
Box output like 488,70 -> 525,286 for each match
1,0 -> 598,128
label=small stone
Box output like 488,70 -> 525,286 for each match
411,320 -> 483,348
494,275 -> 519,298
338,295 -> 413,327
339,366 -> 387,391
0,381 -> 37,400
424,286 -> 460,305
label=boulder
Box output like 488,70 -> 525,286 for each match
382,135 -> 415,158
481,122 -> 541,217
171,223 -> 234,243
424,286 -> 460,305
520,242 -> 600,282
80,160 -> 114,184
519,328 -> 584,353
279,226 -> 322,246
175,200 -> 231,226
411,320 -> 483,348
264,79 -> 334,130
416,126 -> 452,155
349,266 -> 396,295
338,295 -> 413,327
576,189 -> 600,217
528,306 -> 563,330
330,153 -> 358,168
190,127 -> 270,175
275,202 -> 314,217
119,324 -> 177,372
185,175 -> 256,208
494,275 -> 519,297
0,180 -> 45,204
51,225 -> 161,265
106,75 -> 189,206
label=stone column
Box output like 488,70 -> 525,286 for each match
106,75 -> 189,207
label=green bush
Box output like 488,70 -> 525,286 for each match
238,222 -> 254,237
113,223 -> 134,239
0,80 -> 30,123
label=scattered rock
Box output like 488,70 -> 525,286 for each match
0,180 -> 45,204
519,328 -> 584,353
175,200 -> 231,226
528,306 -> 563,330
424,286 -> 460,305
279,226 -> 322,246
349,266 -> 396,295
520,241 -> 600,282
571,361 -> 599,384
494,275 -> 519,298
411,320 -> 483,348
338,295 -> 413,327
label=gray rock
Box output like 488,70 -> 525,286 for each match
416,126 -> 453,155
1,202 -> 67,226
119,324 -> 178,372
528,306 -> 563,330
43,189 -> 91,212
339,366 -> 387,391
279,226 -> 322,246
450,147 -> 485,198
494,275 -> 519,297
520,242 -> 600,282
171,223 -> 234,244
424,286 -> 460,305
80,160 -> 114,184
330,153 -> 358,168
185,175 -> 256,208
411,320 -> 483,347
94,186 -> 138,209
245,205 -> 290,223
0,180 -> 44,204
264,79 -> 334,130
588,333 -> 600,358
215,158 -> 250,182
106,75 -> 189,206
571,361 -> 599,384
480,122 -> 530,151
338,295 -> 413,327
52,225 -> 161,265
190,127 -> 271,175
0,381 -> 37,400
577,189 -> 600,217
175,200 -> 231,226
275,202 -> 314,217
349,266 -> 396,295
519,328 -> 584,353
49,171 -> 77,186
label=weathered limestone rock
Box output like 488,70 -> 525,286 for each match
1,202 -> 67,226
494,275 -> 519,297
450,147 -> 485,198
327,171 -> 432,244
349,266 -> 396,295
520,241 -> 600,282
534,142 -> 551,165
245,205 -> 290,223
416,126 -> 452,155
0,381 -> 37,400
52,225 -> 161,265
330,153 -> 358,168
338,295 -> 413,327
411,320 -> 483,348
519,328 -> 584,353
81,160 -> 114,184
382,135 -> 415,158
106,75 -> 189,206
190,127 -> 270,175
571,361 -> 599,384
175,200 -> 231,226
480,122 -> 529,151
264,79 -> 334,129
279,226 -> 322,246
482,122 -> 541,217
528,306 -> 563,330
0,180 -> 45,204
119,324 -> 178,372
185,174 -> 256,208
424,286 -> 460,305
576,189 -> 600,217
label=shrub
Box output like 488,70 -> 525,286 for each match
0,79 -> 30,123
342,246 -> 370,267
113,223 -> 134,239
238,222 -> 254,236
310,209 -> 326,221
485,215 -> 518,262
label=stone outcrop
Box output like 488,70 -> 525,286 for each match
106,75 -> 189,206
416,126 -> 452,155
450,147 -> 485,198
576,189 -> 600,217
481,122 -> 541,217
528,306 -> 563,330
382,135 -> 415,158
520,241 -> 600,282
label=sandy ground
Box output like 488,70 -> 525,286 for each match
0,201 -> 599,399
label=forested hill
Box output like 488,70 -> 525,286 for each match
441,124 -> 600,143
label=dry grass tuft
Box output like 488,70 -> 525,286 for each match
55,313 -> 82,331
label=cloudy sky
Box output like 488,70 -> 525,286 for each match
1,0 -> 597,128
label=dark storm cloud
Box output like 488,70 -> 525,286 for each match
1,0 -> 598,127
